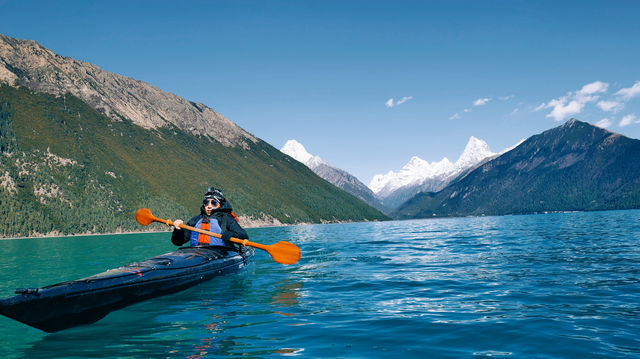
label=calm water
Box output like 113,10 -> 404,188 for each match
1,210 -> 640,358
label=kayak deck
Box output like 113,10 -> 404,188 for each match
0,245 -> 253,332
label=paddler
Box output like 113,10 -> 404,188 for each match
171,187 -> 249,248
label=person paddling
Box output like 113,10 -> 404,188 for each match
171,187 -> 248,248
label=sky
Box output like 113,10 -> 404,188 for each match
1,0 -> 639,185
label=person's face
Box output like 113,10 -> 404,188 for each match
204,199 -> 221,215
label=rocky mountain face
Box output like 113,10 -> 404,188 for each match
280,140 -> 387,212
394,119 -> 640,219
370,137 -> 502,209
0,34 -> 254,148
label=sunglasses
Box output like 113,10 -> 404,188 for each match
203,198 -> 220,206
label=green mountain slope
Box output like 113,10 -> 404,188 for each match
394,119 -> 640,219
0,85 -> 387,237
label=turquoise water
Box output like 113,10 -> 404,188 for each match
1,210 -> 640,358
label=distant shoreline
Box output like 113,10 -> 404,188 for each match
0,218 -> 375,240
0,229 -> 170,240
0,223 -> 292,240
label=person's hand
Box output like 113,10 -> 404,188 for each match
173,219 -> 183,230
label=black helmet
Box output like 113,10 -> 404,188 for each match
203,187 -> 225,204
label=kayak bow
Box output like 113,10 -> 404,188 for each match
0,245 -> 253,332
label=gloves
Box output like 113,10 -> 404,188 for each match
221,231 -> 233,244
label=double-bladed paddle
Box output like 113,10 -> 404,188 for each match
135,208 -> 301,265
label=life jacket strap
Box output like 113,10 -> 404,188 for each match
197,221 -> 211,245
230,212 -> 240,223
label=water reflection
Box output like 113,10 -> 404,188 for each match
272,280 -> 303,308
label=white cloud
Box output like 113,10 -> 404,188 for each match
577,81 -> 608,97
620,114 -> 638,127
449,113 -> 461,120
616,81 -> 640,100
541,81 -> 609,122
463,108 -> 471,113
385,96 -> 413,108
473,97 -> 491,106
597,100 -> 623,113
545,97 -> 585,122
595,118 -> 612,128
397,96 -> 413,106
385,98 -> 394,108
499,95 -> 515,101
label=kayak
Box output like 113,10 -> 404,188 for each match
0,245 -> 254,333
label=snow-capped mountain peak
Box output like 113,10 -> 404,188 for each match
368,156 -> 455,195
281,139 -> 329,167
404,156 -> 430,173
455,136 -> 495,170
281,139 -> 314,164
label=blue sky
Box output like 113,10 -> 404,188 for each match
1,0 -> 639,184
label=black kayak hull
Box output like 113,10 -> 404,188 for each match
0,245 -> 253,332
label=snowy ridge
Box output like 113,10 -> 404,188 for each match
369,157 -> 454,195
369,136 -> 497,199
281,140 -> 327,168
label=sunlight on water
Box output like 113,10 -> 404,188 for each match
1,210 -> 640,358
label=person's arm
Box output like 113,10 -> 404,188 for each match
171,226 -> 188,246
220,214 -> 248,244
170,216 -> 196,246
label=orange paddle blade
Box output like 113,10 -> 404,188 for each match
135,208 -> 156,226
266,241 -> 301,265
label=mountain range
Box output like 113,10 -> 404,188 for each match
282,120 -> 640,220
394,119 -> 640,218
282,136 -> 511,211
0,33 -> 387,237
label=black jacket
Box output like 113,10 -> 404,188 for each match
171,200 -> 248,247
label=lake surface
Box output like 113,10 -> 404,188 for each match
1,210 -> 640,358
